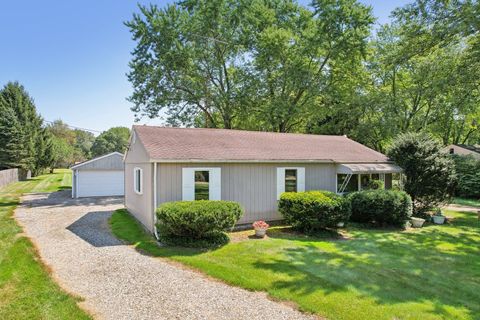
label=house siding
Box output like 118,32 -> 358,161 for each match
125,162 -> 154,232
157,162 -> 336,224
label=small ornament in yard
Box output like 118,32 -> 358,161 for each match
252,220 -> 269,238
432,208 -> 446,225
411,217 -> 425,228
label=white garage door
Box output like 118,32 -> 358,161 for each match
77,170 -> 124,197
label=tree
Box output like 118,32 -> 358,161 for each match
387,132 -> 456,215
46,120 -> 96,167
34,128 -> 55,175
451,155 -> 480,199
126,0 -> 374,132
0,102 -> 28,170
50,136 -> 75,169
0,82 -> 48,174
73,129 -> 95,159
91,127 -> 130,157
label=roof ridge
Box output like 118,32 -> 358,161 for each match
132,125 -> 347,138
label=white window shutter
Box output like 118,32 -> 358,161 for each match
297,167 -> 305,192
182,168 -> 195,200
209,168 -> 221,200
276,168 -> 285,200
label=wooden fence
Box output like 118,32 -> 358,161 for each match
0,168 -> 31,189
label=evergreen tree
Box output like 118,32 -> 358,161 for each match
0,103 -> 28,169
34,128 -> 55,175
0,82 -> 51,174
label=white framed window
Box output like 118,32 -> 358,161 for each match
134,167 -> 143,195
276,167 -> 305,200
182,168 -> 221,201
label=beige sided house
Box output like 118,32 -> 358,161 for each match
124,125 -> 402,234
446,144 -> 480,159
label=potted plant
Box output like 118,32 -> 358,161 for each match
410,217 -> 425,228
432,208 -> 446,225
252,220 -> 269,238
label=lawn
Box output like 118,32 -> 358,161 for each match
0,169 -> 91,319
452,197 -> 480,208
111,208 -> 480,320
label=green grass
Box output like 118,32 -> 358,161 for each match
452,197 -> 480,208
111,208 -> 480,320
0,169 -> 91,320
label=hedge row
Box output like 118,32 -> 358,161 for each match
279,189 -> 412,230
156,189 -> 413,248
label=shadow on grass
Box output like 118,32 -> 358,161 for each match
109,209 -> 204,258
0,201 -> 19,208
266,226 -> 348,241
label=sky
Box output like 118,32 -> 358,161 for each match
0,0 -> 411,134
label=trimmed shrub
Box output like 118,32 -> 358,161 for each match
348,190 -> 412,227
156,200 -> 243,247
278,191 -> 351,232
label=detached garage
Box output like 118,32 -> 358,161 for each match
71,152 -> 124,198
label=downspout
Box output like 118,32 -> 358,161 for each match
153,162 -> 159,240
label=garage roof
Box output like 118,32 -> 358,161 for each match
71,152 -> 124,170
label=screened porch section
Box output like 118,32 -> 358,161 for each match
336,163 -> 403,194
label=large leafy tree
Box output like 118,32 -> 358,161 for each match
126,0 -> 374,132
47,120 -> 97,166
353,0 -> 480,150
73,129 -> 95,159
126,0 -> 480,151
91,127 -> 130,157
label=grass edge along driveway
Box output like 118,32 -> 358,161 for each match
0,169 -> 91,319
111,208 -> 480,320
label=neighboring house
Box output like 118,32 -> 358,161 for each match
446,144 -> 480,159
124,126 -> 402,234
71,152 -> 125,198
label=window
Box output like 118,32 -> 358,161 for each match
194,170 -> 209,200
182,168 -> 221,201
134,167 -> 142,194
276,167 -> 305,199
285,169 -> 297,192
337,174 -> 358,193
449,148 -> 455,154
360,174 -> 371,190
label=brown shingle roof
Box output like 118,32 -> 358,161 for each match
133,125 -> 390,163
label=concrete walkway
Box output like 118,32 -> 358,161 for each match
15,191 -> 314,320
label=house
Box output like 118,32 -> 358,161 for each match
124,126 -> 402,234
71,152 -> 125,198
445,144 -> 480,159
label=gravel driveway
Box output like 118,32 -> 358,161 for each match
15,191 -> 315,320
